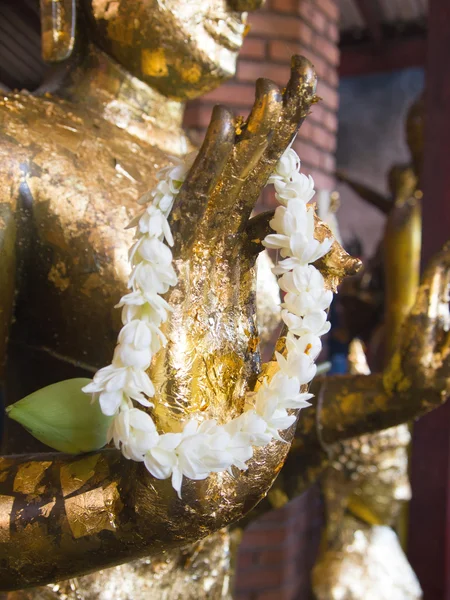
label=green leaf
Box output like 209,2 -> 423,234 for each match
6,378 -> 113,454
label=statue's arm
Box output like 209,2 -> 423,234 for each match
336,171 -> 392,214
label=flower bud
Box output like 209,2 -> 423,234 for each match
6,378 -> 113,454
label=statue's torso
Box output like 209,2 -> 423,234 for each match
0,93 -> 171,444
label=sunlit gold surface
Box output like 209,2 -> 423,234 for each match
312,518 -> 422,600
0,529 -> 237,600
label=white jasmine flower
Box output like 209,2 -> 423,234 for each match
285,332 -> 322,362
255,371 -> 312,413
109,407 -> 159,461
268,199 -> 308,237
273,173 -> 316,205
83,141 -> 336,495
116,290 -> 172,326
144,432 -> 183,482
256,400 -> 296,441
268,147 -> 300,182
275,347 -> 317,383
224,410 -> 273,448
82,365 -> 154,415
138,206 -> 174,245
130,258 -> 177,295
281,309 -> 331,337
288,229 -> 334,265
278,264 -> 325,295
283,288 -> 333,317
113,344 -> 152,371
145,420 -> 211,498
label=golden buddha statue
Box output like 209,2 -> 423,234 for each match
0,0 -> 357,591
311,95 -> 425,600
0,3 -> 448,598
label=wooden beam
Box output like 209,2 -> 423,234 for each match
340,36 -> 426,77
353,0 -> 383,43
407,1 -> 450,598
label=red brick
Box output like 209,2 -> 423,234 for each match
298,116 -> 314,141
241,37 -> 267,60
234,594 -> 253,600
270,0 -> 298,12
310,7 -> 327,33
237,567 -> 284,591
316,0 -> 339,22
269,36 -> 312,64
311,169 -> 336,190
316,80 -> 339,111
201,82 -> 256,106
237,550 -> 259,569
311,123 -> 336,152
327,19 -> 340,44
326,64 -> 339,87
323,109 -> 338,132
297,1 -> 328,34
242,527 -> 287,548
248,12 -> 304,40
313,34 -> 340,66
257,548 -> 285,565
297,1 -> 316,25
237,60 -> 291,86
321,151 -> 336,172
293,138 -> 322,169
255,586 -> 299,600
183,104 -> 214,128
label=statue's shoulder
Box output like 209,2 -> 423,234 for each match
0,92 -> 166,207
0,92 -> 93,174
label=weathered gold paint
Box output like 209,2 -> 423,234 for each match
13,462 -> 52,496
60,455 -> 102,497
65,486 -> 119,539
0,496 -> 14,543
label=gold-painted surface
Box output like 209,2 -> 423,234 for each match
312,518 -> 421,600
1,528 -> 237,600
60,455 -> 102,497
312,94 -> 428,600
0,496 -> 14,543
64,484 -> 120,539
13,462 -> 52,497
84,0 -> 251,101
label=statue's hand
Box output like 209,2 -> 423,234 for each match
384,244 -> 450,410
149,57 -> 320,431
170,55 -> 317,255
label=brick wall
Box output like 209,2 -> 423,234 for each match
185,2 -> 340,598
184,0 -> 340,204
234,486 -> 324,600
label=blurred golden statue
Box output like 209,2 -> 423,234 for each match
0,2 -> 448,598
312,95 -> 426,600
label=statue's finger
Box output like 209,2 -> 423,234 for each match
170,105 -> 235,257
232,56 -> 317,232
197,79 -> 283,240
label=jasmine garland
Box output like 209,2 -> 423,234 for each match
83,145 -> 334,497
